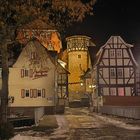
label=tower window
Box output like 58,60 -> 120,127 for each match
78,55 -> 81,58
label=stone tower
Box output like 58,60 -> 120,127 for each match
66,35 -> 94,100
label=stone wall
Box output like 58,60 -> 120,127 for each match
100,106 -> 140,119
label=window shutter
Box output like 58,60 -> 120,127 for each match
30,89 -> 33,98
33,89 -> 37,98
21,89 -> 25,98
30,69 -> 33,78
42,89 -> 46,98
21,69 -> 24,78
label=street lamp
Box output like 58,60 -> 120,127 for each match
80,82 -> 83,86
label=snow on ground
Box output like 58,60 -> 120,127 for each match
10,134 -> 49,140
48,115 -> 69,139
11,115 -> 69,140
94,113 -> 140,130
10,108 -> 140,140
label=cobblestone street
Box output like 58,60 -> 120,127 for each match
12,107 -> 140,140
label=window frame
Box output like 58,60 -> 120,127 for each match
110,49 -> 115,58
110,68 -> 116,78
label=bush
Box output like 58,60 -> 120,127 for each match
0,122 -> 14,140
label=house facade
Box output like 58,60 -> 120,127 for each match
57,62 -> 69,99
92,36 -> 140,118
8,39 -> 58,121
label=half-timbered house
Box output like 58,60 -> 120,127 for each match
91,36 -> 140,119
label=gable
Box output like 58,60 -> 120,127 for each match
96,36 -> 138,67
103,36 -> 133,49
13,39 -> 56,71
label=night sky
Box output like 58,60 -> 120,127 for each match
66,0 -> 140,47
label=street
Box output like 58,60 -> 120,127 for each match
11,107 -> 140,140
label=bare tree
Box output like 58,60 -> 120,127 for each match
0,0 -> 96,124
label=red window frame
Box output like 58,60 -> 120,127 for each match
21,89 -> 25,98
42,89 -> 46,98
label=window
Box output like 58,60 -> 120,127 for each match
110,88 -> 116,96
118,88 -> 124,96
33,89 -> 37,98
110,68 -> 116,78
25,90 -> 29,97
110,49 -> 115,58
21,69 -> 33,78
78,54 -> 81,58
31,52 -> 37,60
21,89 -> 45,98
117,49 -> 122,58
37,89 -> 42,97
25,70 -> 29,77
117,68 -> 123,78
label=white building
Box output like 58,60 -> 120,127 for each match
8,38 -> 58,122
